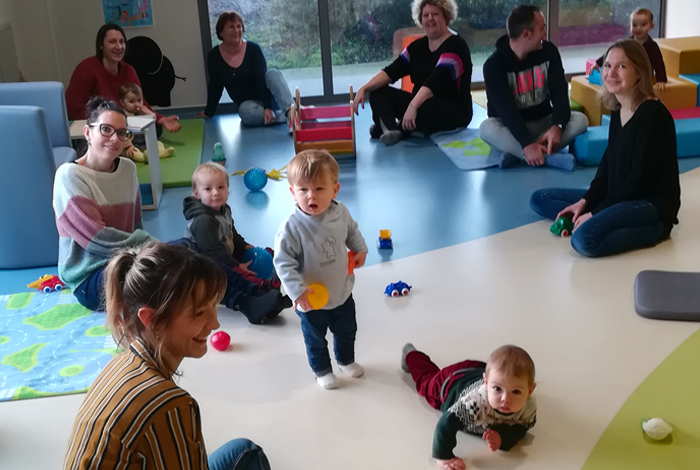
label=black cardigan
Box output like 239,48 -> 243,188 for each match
584,99 -> 680,228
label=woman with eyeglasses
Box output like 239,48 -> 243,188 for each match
53,96 -> 156,310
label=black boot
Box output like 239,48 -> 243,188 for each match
228,290 -> 280,324
266,294 -> 293,320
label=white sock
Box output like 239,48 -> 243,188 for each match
316,372 -> 339,389
339,362 -> 364,378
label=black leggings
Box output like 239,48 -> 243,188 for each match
368,85 -> 472,135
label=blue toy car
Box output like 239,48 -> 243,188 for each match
377,229 -> 393,249
378,237 -> 393,249
385,281 -> 411,297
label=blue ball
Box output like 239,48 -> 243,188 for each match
241,247 -> 274,280
243,167 -> 268,192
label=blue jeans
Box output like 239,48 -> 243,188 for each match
208,438 -> 271,470
238,69 -> 293,127
530,188 -> 669,257
73,267 -> 106,311
480,112 -> 588,158
297,295 -> 357,376
170,238 -> 256,307
72,239 -> 257,312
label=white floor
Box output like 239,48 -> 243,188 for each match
3,169 -> 700,470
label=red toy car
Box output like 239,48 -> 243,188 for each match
27,274 -> 66,293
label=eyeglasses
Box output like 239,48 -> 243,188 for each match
89,124 -> 132,141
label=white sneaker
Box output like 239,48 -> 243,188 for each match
316,373 -> 339,389
339,362 -> 364,378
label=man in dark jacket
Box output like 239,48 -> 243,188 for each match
480,5 -> 588,171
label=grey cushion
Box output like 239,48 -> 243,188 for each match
635,270 -> 700,321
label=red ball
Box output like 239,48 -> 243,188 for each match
210,331 -> 231,351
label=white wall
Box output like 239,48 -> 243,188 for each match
665,0 -> 700,38
6,0 -> 207,108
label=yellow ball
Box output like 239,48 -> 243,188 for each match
307,283 -> 329,310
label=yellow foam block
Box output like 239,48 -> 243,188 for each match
571,76 -> 610,126
654,76 -> 698,110
658,36 -> 700,76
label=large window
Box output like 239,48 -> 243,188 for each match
201,0 -> 664,103
556,0 -> 661,74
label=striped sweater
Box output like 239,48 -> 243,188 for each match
53,158 -> 154,289
64,340 -> 209,470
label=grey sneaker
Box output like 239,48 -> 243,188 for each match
401,342 -> 416,372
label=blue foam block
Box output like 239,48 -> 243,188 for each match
675,118 -> 700,158
571,126 -> 609,166
679,74 -> 700,107
588,68 -> 602,86
601,114 -> 610,126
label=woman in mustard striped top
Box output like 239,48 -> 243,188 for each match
63,243 -> 271,470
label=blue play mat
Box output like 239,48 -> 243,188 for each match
0,290 -> 117,401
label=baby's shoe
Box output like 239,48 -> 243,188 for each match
339,362 -> 364,378
401,343 -> 416,372
316,372 -> 339,390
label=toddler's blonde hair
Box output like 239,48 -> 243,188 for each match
286,149 -> 339,186
192,162 -> 229,190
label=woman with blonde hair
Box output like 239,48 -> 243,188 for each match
63,243 -> 271,470
530,39 -> 680,257
353,0 -> 473,145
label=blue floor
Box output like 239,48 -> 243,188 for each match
3,106 -> 700,295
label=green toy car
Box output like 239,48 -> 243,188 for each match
550,217 -> 574,237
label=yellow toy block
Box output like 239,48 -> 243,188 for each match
571,76 -> 610,126
658,36 -> 700,76
379,230 -> 392,240
654,76 -> 698,110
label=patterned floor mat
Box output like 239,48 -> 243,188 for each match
0,290 -> 117,401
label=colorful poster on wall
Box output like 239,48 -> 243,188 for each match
102,0 -> 154,28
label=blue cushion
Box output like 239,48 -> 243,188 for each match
675,117 -> 700,158
571,126 -> 609,166
0,105 -> 58,268
0,82 -> 70,148
53,146 -> 77,167
588,68 -> 602,86
679,74 -> 700,107
601,114 -> 611,126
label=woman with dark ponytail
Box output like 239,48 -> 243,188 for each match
64,242 -> 272,470
54,97 -> 288,323
53,96 -> 152,311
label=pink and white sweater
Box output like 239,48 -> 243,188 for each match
52,158 -> 154,289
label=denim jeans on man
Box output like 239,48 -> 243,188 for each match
297,295 -> 357,376
530,188 -> 668,257
480,112 -> 588,159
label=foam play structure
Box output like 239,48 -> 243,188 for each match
572,36 -> 700,165
290,87 -> 356,157
635,270 -> 700,321
400,34 -> 422,92
0,81 -> 75,268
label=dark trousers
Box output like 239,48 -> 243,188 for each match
368,85 -> 472,135
297,295 -> 357,376
406,350 -> 485,410
170,238 -> 256,307
73,268 -> 106,311
73,239 -> 257,311
530,188 -> 670,257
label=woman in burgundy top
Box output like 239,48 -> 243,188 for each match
65,23 -> 181,133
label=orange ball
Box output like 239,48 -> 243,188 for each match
307,283 -> 329,310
